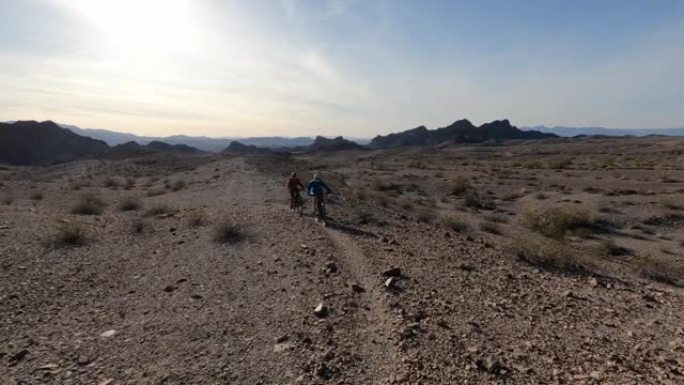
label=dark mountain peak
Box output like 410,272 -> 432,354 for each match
222,141 -> 272,154
307,136 -> 365,152
369,119 -> 556,149
0,120 -> 109,165
147,141 -> 202,154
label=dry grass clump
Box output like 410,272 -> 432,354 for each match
521,207 -> 596,239
213,217 -> 244,244
104,177 -> 121,188
30,191 -> 43,200
449,176 -> 471,196
2,195 -> 14,205
440,215 -> 468,232
146,188 -> 166,197
71,193 -> 106,215
119,196 -> 142,211
52,221 -> 87,248
172,180 -> 187,192
479,220 -> 502,234
188,209 -> 208,227
415,208 -> 434,223
660,199 -> 682,210
510,237 -> 594,274
144,203 -> 175,217
463,190 -> 495,210
633,255 -> 684,286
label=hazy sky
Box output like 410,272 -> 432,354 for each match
1,0 -> 683,137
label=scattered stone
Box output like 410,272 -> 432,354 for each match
324,261 -> 338,274
0,225 -> 9,230
191,294 -> 203,300
484,355 -> 503,375
37,363 -> 59,371
163,285 -> 177,293
98,379 -> 114,385
350,283 -> 366,293
384,277 -> 398,290
562,290 -> 574,298
100,330 -> 116,338
383,267 -> 402,277
315,363 -> 333,379
9,349 -> 29,363
314,302 -> 328,318
588,277 -> 599,287
275,335 -> 289,343
300,244 -> 308,249
273,342 -> 294,353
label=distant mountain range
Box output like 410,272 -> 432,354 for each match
370,119 -> 554,149
59,123 -> 369,152
523,125 -> 684,137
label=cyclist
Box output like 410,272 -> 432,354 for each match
307,173 -> 333,219
286,172 -> 304,211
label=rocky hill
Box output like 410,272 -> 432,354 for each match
222,141 -> 274,154
0,120 -> 109,165
370,119 -> 555,149
307,136 -> 366,152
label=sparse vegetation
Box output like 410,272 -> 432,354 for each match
119,196 -> 142,211
30,191 -> 43,200
633,255 -> 684,286
172,179 -> 187,192
71,193 -> 106,215
144,203 -> 174,217
52,221 -> 87,248
522,207 -> 596,239
511,238 -> 595,274
480,220 -> 501,234
463,189 -> 495,210
213,217 -> 244,244
449,177 -> 471,196
188,209 -> 208,227
440,215 -> 468,232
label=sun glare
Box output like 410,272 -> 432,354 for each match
58,0 -> 197,54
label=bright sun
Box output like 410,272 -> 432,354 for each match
59,0 -> 197,54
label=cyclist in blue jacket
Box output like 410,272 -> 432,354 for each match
307,173 -> 333,217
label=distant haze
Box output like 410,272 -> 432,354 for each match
1,1 -> 683,137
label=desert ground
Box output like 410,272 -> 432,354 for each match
2,136 -> 684,384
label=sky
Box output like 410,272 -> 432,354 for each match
1,0 -> 683,137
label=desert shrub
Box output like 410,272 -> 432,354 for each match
71,193 -> 106,215
30,192 -> 43,200
463,190 -> 495,210
146,188 -> 166,197
172,180 -> 187,192
633,255 -> 684,286
119,197 -> 142,211
188,209 -> 208,227
501,189 -> 525,202
399,199 -> 414,210
598,239 -> 630,257
144,203 -> 174,217
660,199 -> 682,210
510,238 -> 594,274
104,177 -> 120,188
2,195 -> 14,205
415,208 -> 434,223
131,218 -> 145,234
53,221 -> 87,248
483,214 -> 509,223
450,177 -> 471,196
480,220 -> 502,234
534,192 -> 548,200
521,207 -> 596,239
547,157 -> 572,170
440,215 -> 468,232
213,218 -> 244,244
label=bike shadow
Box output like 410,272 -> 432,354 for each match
324,218 -> 377,239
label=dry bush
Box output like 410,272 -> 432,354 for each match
72,193 -> 106,215
30,191 -> 43,200
2,195 -> 14,205
660,199 -> 682,210
510,237 -> 595,274
131,218 -> 145,234
440,215 -> 468,232
483,214 -> 509,223
450,177 -> 471,196
521,207 -> 596,239
633,255 -> 684,286
415,208 -> 434,223
172,180 -> 187,192
52,221 -> 87,248
598,239 -> 630,257
463,190 -> 495,210
103,177 -> 120,188
501,189 -> 525,202
213,217 -> 244,244
144,203 -> 174,217
188,209 -> 208,227
146,188 -> 166,197
480,220 -> 502,234
119,196 -> 142,211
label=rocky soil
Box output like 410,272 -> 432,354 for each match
2,151 -> 684,384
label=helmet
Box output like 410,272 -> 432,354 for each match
313,173 -> 320,180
